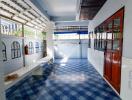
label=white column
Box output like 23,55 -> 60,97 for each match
0,18 -> 6,100
46,22 -> 55,59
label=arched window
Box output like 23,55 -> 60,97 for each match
11,41 -> 21,59
35,42 -> 39,53
2,41 -> 7,61
29,42 -> 34,54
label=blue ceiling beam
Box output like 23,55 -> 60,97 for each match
54,30 -> 88,34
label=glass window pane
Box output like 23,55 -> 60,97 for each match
113,18 -> 120,32
2,51 -> 6,61
107,40 -> 112,49
11,50 -> 15,59
2,42 -> 7,61
11,41 -> 21,59
108,22 -> 112,30
107,33 -> 112,40
113,40 -> 120,50
18,51 -> 21,57
113,18 -> 120,40
15,50 -> 18,58
107,32 -> 112,49
113,18 -> 121,50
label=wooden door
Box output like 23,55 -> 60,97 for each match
104,22 -> 113,81
104,8 -> 124,93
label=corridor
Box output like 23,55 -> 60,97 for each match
6,59 -> 120,100
1,0 -> 132,100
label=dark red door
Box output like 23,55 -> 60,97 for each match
104,8 -> 124,93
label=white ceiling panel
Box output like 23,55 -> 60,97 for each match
31,0 -> 79,21
42,0 -> 77,16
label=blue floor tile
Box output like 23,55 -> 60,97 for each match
6,59 -> 121,100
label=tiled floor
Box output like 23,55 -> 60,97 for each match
6,59 -> 121,100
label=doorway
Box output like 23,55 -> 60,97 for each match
54,33 -> 88,59
104,8 -> 124,93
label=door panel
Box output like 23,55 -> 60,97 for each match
104,51 -> 112,81
81,40 -> 88,58
111,51 -> 121,92
104,8 -> 124,93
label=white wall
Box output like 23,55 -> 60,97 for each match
46,22 -> 54,59
0,35 -> 6,100
0,27 -> 54,99
24,37 -> 43,66
87,0 -> 132,100
88,45 -> 104,76
54,39 -> 88,59
1,35 -> 49,75
1,35 -> 23,75
121,57 -> 132,100
54,39 -> 80,59
81,40 -> 89,58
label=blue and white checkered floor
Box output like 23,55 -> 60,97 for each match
6,59 -> 121,100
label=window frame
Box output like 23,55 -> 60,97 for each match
88,32 -> 91,48
11,41 -> 21,59
2,41 -> 7,61
29,42 -> 34,54
35,42 -> 39,53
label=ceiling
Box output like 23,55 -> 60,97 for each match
31,0 -> 107,21
80,0 -> 107,20
0,0 -> 49,30
31,0 -> 79,21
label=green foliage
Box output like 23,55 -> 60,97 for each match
24,26 -> 35,37
42,31 -> 46,40
13,28 -> 22,37
37,31 -> 46,40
